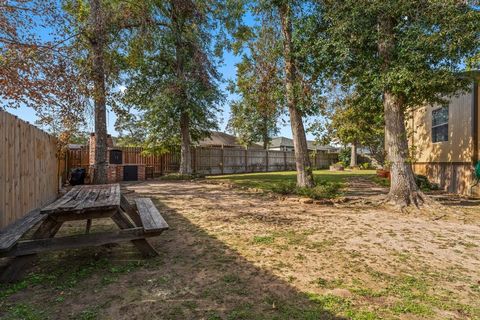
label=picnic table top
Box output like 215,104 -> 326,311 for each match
41,184 -> 121,215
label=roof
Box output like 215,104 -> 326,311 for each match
198,131 -> 263,149
68,144 -> 84,149
269,137 -> 338,152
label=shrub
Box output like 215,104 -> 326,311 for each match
338,147 -> 352,166
360,162 -> 372,170
298,179 -> 343,199
415,175 -> 439,191
372,176 -> 390,187
270,180 -> 297,195
330,162 -> 345,169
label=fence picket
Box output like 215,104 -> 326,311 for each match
0,111 -> 60,228
65,145 -> 337,177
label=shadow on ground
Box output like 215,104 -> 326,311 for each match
0,185 -> 346,320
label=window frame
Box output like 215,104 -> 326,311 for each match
431,105 -> 449,143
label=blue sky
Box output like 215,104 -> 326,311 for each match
7,49 -> 306,139
5,6 -> 314,140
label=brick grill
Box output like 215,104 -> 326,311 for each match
88,133 -> 146,183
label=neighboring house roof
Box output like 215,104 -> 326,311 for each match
268,136 -> 338,152
68,144 -> 84,149
198,131 -> 263,149
268,137 -> 294,149
358,146 -> 371,155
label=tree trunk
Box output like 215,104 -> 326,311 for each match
89,0 -> 108,184
378,15 -> 423,208
172,4 -> 191,175
262,115 -> 269,150
350,141 -> 358,167
279,3 -> 314,188
179,112 -> 192,175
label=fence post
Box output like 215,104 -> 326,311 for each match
221,145 -> 224,175
265,150 -> 269,172
245,148 -> 248,173
192,146 -> 196,173
284,151 -> 287,171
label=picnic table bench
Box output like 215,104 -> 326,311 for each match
0,184 -> 168,282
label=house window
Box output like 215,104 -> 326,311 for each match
432,105 -> 449,143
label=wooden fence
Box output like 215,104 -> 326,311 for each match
66,145 -> 338,176
0,111 -> 61,228
0,108 -> 337,228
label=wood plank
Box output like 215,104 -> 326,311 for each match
40,186 -> 82,213
50,209 -> 117,222
120,195 -> 142,226
75,188 -> 102,210
108,184 -> 121,207
0,209 -> 46,252
41,184 -> 121,215
0,111 -> 60,229
5,113 -> 13,226
1,227 -> 164,257
0,111 -> 5,228
111,210 -> 159,257
59,187 -> 90,211
0,216 -> 63,283
135,198 -> 169,232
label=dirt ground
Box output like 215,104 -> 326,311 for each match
1,179 -> 480,319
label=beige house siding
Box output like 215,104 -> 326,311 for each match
412,163 -> 474,195
409,90 -> 474,163
408,83 -> 480,196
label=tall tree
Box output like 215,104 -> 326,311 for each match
65,0 -> 159,182
87,0 -> 108,183
227,23 -> 283,149
312,89 -> 384,167
313,0 -> 480,208
279,2 -> 314,187
244,1 -> 318,187
120,0 -> 241,174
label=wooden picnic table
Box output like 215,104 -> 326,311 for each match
0,184 -> 168,282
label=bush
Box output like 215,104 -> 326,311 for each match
270,180 -> 297,195
297,179 -> 343,199
415,175 -> 439,191
269,179 -> 343,199
371,176 -> 390,187
338,148 -> 351,167
360,162 -> 373,170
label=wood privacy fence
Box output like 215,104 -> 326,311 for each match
0,111 -> 61,228
66,145 -> 338,176
0,108 -> 337,228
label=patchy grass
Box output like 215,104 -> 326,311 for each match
2,304 -> 47,320
160,173 -> 205,180
253,235 -> 276,245
370,176 -> 390,187
209,169 -> 376,199
1,180 -> 479,319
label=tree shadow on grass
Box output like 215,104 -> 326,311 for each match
108,196 -> 348,319
0,190 -> 347,320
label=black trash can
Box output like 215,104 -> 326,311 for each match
70,168 -> 86,186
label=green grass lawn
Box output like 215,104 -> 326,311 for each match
208,169 -> 377,198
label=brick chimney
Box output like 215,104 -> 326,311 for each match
89,133 -> 113,165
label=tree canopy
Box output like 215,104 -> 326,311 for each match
227,23 -> 284,148
306,0 -> 480,207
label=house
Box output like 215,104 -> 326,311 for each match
408,79 -> 480,196
197,131 -> 263,149
267,136 -> 339,153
